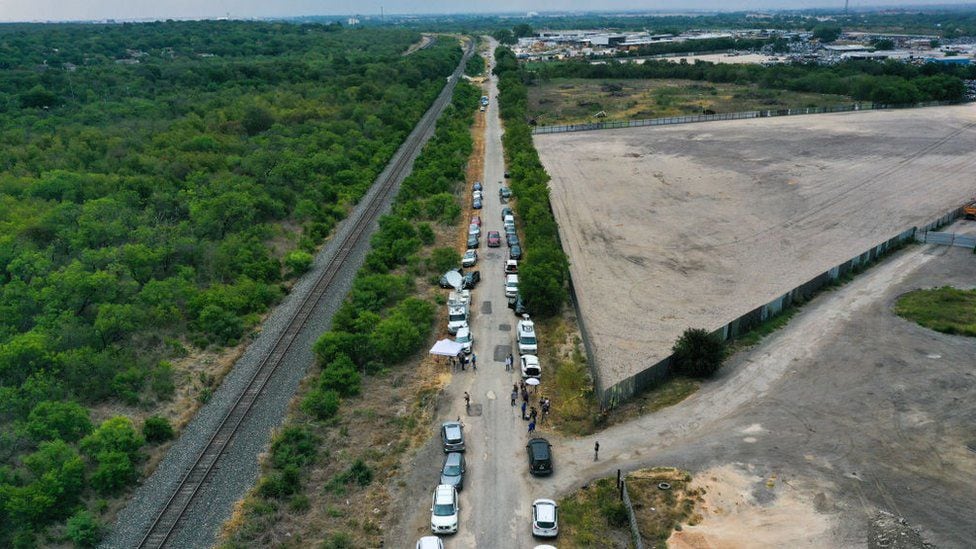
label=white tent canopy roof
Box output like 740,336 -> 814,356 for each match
429,339 -> 464,357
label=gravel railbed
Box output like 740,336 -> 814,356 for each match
103,43 -> 473,549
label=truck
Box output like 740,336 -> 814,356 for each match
447,304 -> 469,335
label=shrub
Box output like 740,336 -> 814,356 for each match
320,354 -> 361,397
25,400 -> 92,442
302,388 -> 340,420
257,464 -> 300,499
142,416 -> 174,443
348,459 -> 374,487
671,328 -> 726,378
151,361 -> 176,401
284,250 -> 314,277
90,450 -> 137,494
417,223 -> 435,245
195,304 -> 245,345
65,510 -> 102,547
269,426 -> 318,469
428,247 -> 459,274
81,416 -> 145,460
600,500 -> 629,527
322,532 -> 353,549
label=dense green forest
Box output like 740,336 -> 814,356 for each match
532,57 -> 972,106
0,21 -> 461,547
225,77 -> 480,548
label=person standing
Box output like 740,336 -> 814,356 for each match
505,355 -> 512,371
471,353 -> 477,371
528,420 -> 536,433
594,441 -> 600,461
529,407 -> 538,423
460,354 -> 466,371
464,392 -> 470,411
521,400 -> 527,420
510,389 -> 517,407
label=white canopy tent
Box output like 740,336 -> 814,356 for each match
429,339 -> 464,357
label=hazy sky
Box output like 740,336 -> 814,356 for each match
0,0 -> 972,22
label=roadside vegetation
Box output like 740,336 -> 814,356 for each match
0,21 -> 462,547
221,79 -> 480,548
494,46 -> 571,317
530,78 -> 853,125
558,468 -> 701,547
532,57 -> 971,111
895,287 -> 976,337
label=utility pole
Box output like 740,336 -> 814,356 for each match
844,0 -> 850,15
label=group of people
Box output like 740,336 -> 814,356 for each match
449,352 -> 477,372
509,380 -> 551,433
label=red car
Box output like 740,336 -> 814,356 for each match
471,215 -> 481,227
487,231 -> 501,247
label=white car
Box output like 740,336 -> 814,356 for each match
517,314 -> 538,355
468,223 -> 480,238
531,499 -> 558,537
431,484 -> 460,534
472,190 -> 483,201
520,354 -> 541,379
461,249 -> 478,268
504,259 -> 518,274
455,326 -> 473,354
505,274 -> 519,299
447,306 -> 468,335
416,536 -> 444,549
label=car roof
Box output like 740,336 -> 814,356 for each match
521,354 -> 539,365
434,484 -> 456,501
456,326 -> 470,336
528,437 -> 550,455
416,536 -> 443,549
534,499 -> 557,520
464,249 -> 476,255
506,274 -> 518,283
444,452 -> 463,466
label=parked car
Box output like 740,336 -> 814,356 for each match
531,499 -> 558,537
503,214 -> 516,227
430,484 -> 460,534
501,207 -> 513,220
439,268 -> 463,288
505,274 -> 519,298
473,198 -> 482,210
471,215 -> 481,226
467,235 -> 479,249
472,190 -> 483,201
520,354 -> 540,379
454,326 -> 473,355
441,421 -> 465,452
509,245 -> 523,260
468,223 -> 480,238
487,231 -> 501,247
508,293 -> 529,316
461,249 -> 477,268
506,233 -> 520,248
517,315 -> 538,355
526,437 -> 553,475
499,186 -> 512,199
504,259 -> 518,274
440,452 -> 466,491
462,271 -> 481,290
473,181 -> 482,192
416,536 -> 444,549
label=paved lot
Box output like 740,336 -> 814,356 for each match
534,104 -> 976,389
544,241 -> 976,547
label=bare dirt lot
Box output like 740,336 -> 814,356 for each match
534,104 -> 976,390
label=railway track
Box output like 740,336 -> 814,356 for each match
137,40 -> 474,549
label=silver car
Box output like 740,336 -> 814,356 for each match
440,452 -> 466,490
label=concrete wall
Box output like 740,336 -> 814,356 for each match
595,206 -> 964,410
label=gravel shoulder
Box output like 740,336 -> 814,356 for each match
534,103 -> 976,390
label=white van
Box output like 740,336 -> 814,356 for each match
504,274 -> 519,299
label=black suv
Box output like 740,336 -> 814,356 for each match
441,421 -> 465,453
507,293 -> 528,316
526,437 -> 552,475
462,271 -> 481,289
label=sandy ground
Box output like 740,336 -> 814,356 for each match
534,104 -> 976,389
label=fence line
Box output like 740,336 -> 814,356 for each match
619,473 -> 645,549
532,101 -> 957,135
597,204 -> 966,410
920,230 -> 976,249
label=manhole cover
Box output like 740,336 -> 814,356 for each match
493,345 -> 512,362
481,301 -> 492,314
498,323 -> 511,332
467,404 -> 483,416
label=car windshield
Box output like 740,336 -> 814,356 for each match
443,464 -> 462,475
536,519 -> 555,528
449,313 -> 466,322
521,335 -> 536,344
457,333 -> 471,343
433,503 -> 455,516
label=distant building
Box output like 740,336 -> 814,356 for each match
925,56 -> 972,65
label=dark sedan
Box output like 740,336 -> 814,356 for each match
462,271 -> 481,289
509,245 -> 522,260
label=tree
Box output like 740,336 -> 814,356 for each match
319,354 -> 361,396
671,328 -> 726,378
872,38 -> 895,50
284,250 -> 313,277
242,105 -> 275,136
493,29 -> 516,45
65,510 -> 102,547
19,86 -> 58,109
80,416 -> 144,460
812,25 -> 842,43
302,388 -> 340,420
142,415 -> 174,443
25,400 -> 92,442
513,24 -> 535,38
90,450 -> 137,494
